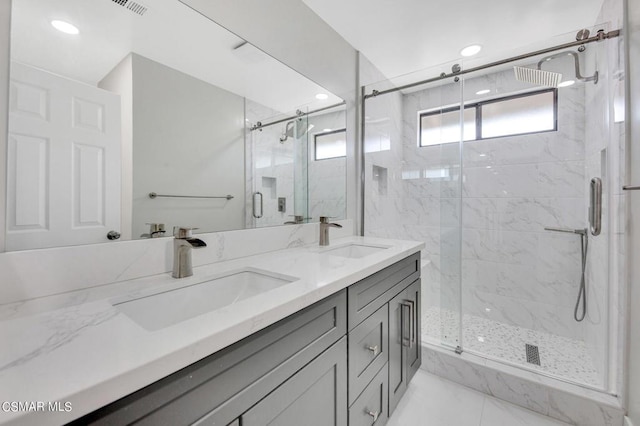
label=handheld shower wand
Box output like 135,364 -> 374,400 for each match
543,227 -> 588,322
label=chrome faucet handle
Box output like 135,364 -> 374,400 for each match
146,223 -> 165,233
173,226 -> 198,239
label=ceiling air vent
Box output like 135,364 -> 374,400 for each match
110,0 -> 148,16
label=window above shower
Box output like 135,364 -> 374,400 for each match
419,89 -> 557,146
314,129 -> 347,160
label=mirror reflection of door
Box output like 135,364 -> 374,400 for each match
7,62 -> 121,251
5,0 -> 346,251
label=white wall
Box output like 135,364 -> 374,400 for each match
625,0 -> 640,420
131,54 -> 245,237
99,54 -> 134,241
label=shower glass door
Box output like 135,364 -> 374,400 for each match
361,31 -> 624,391
457,41 -> 613,389
362,61 -> 464,351
248,109 -> 309,228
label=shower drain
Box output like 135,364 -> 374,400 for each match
525,344 -> 541,366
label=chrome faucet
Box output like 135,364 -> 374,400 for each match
284,215 -> 308,225
319,216 -> 342,246
140,223 -> 166,238
172,227 -> 207,278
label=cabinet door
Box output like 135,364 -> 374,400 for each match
241,337 -> 347,426
388,279 -> 421,414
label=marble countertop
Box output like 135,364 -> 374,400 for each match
0,236 -> 423,425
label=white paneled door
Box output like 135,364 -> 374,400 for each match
7,62 -> 121,251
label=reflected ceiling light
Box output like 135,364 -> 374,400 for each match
476,89 -> 490,95
558,80 -> 575,87
51,20 -> 79,35
315,93 -> 329,100
323,128 -> 332,132
477,336 -> 485,342
460,44 -> 482,57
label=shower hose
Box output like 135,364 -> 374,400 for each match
575,230 -> 588,322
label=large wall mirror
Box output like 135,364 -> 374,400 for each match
6,0 -> 346,251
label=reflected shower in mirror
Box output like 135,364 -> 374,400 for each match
5,0 -> 345,251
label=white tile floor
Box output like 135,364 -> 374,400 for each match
387,370 -> 572,426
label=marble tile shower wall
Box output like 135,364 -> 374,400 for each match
307,110 -> 347,221
246,100 -> 295,228
363,90 -> 405,241
364,68 -> 591,345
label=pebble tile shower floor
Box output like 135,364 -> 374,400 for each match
422,306 -> 601,387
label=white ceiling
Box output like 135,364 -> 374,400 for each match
303,0 -> 606,83
10,0 -> 343,114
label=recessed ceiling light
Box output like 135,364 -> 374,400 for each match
476,89 -> 490,95
323,128 -> 332,132
460,44 -> 482,57
315,93 -> 329,100
51,20 -> 79,35
558,80 -> 575,87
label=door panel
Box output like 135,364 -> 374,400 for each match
7,62 -> 121,250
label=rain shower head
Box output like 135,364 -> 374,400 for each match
514,50 -> 598,87
279,119 -> 314,143
513,66 -> 562,88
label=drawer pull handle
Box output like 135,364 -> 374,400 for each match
367,410 -> 380,422
400,301 -> 413,347
405,299 -> 416,344
367,345 -> 379,355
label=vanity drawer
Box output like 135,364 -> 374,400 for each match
348,304 -> 388,405
240,337 -> 347,426
348,253 -> 420,330
74,290 -> 346,426
349,363 -> 388,426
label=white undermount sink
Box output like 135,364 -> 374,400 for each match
322,243 -> 389,259
114,268 -> 297,331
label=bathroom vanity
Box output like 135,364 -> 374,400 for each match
0,236 -> 422,425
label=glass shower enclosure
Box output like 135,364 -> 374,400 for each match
362,32 -> 624,393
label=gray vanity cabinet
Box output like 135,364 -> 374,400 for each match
388,278 -> 421,414
347,252 -> 421,423
71,290 -> 346,426
241,337 -> 347,426
70,252 -> 421,426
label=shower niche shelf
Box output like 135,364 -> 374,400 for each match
372,165 -> 388,196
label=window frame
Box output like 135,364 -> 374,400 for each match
418,88 -> 558,147
314,128 -> 347,161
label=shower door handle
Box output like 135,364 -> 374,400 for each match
589,177 -> 601,236
252,191 -> 263,219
